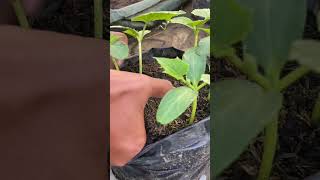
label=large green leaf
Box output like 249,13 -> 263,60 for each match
110,41 -> 129,60
197,36 -> 210,57
157,87 -> 197,125
238,0 -> 306,76
191,9 -> 210,19
155,57 -> 189,80
212,0 -> 251,56
290,40 -> 320,72
212,79 -> 282,177
183,47 -> 207,86
131,10 -> 186,24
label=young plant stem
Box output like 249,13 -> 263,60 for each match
138,40 -> 143,74
194,29 -> 200,47
112,58 -> 120,71
11,0 -> 30,28
257,116 -> 278,180
279,66 -> 310,91
189,97 -> 198,124
94,0 -> 103,38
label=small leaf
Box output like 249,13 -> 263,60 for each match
191,9 -> 210,19
290,40 -> 320,72
201,74 -> 210,84
157,87 -> 197,125
197,36 -> 210,57
123,28 -> 140,39
132,10 -> 186,24
171,17 -> 207,30
183,47 -> 207,85
110,41 -> 129,60
212,79 -> 282,177
212,0 -> 251,56
155,57 -> 189,80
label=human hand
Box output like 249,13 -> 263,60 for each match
110,70 -> 173,166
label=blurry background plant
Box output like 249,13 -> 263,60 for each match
110,34 -> 129,70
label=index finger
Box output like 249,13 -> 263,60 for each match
147,77 -> 173,98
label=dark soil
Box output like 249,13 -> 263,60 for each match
110,0 -> 142,9
215,11 -> 320,180
121,48 -> 210,144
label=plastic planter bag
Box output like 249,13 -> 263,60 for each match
112,117 -> 210,180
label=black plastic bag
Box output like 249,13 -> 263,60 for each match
112,117 -> 210,180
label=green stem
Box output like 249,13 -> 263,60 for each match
194,29 -> 200,47
257,115 -> 278,180
112,57 -> 120,71
189,96 -> 198,124
279,66 -> 310,91
197,82 -> 208,91
94,0 -> 103,38
228,55 -> 271,89
138,40 -> 143,74
11,0 -> 30,28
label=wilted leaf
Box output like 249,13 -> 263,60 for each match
132,10 -> 186,24
155,57 -> 189,80
183,47 -> 207,86
212,79 -> 282,177
192,8 -> 210,19
290,40 -> 320,72
157,87 -> 197,125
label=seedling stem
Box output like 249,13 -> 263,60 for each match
189,98 -> 198,124
112,57 -> 120,71
11,0 -> 30,28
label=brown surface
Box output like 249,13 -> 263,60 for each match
0,26 -> 108,180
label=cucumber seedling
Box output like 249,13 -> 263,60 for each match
110,34 -> 129,70
155,36 -> 210,125
111,10 -> 185,74
171,9 -> 210,47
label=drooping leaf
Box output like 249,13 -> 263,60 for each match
110,41 -> 129,60
131,10 -> 186,24
201,74 -> 210,84
171,17 -> 207,30
191,8 -> 210,19
155,57 -> 189,80
290,40 -> 320,72
212,79 -> 282,177
183,47 -> 207,86
157,87 -> 197,125
197,36 -> 210,57
238,0 -> 306,76
212,0 -> 251,56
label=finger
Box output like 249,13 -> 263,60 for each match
147,77 -> 173,98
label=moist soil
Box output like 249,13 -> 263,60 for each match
215,11 -> 320,180
121,48 -> 210,144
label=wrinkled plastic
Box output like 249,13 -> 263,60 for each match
112,117 -> 210,180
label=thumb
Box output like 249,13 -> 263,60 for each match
147,77 -> 173,98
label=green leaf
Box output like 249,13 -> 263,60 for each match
155,57 -> 189,80
197,36 -> 210,57
212,0 -> 251,56
290,40 -> 320,72
131,10 -> 186,24
191,8 -> 210,19
123,28 -> 139,39
110,34 -> 119,44
183,47 -> 207,86
238,0 -> 306,76
110,41 -> 129,60
199,28 -> 210,34
171,17 -> 207,30
201,74 -> 210,84
157,87 -> 197,125
212,79 -> 282,177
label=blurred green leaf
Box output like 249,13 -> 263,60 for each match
191,8 -> 210,19
201,74 -> 210,84
238,0 -> 306,76
212,0 -> 251,56
290,40 -> 320,72
157,87 -> 197,125
110,34 -> 119,44
131,10 -> 186,24
197,36 -> 210,57
183,47 -> 207,86
212,79 -> 282,177
110,41 -> 129,60
155,57 -> 189,80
